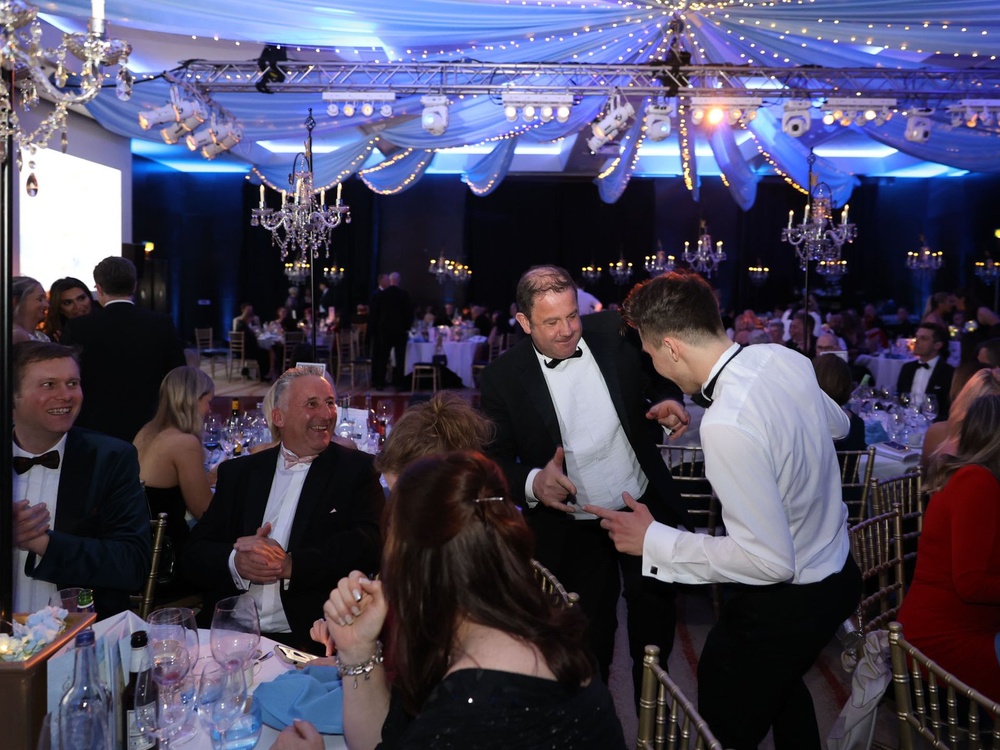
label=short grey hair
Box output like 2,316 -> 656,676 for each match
271,366 -> 334,411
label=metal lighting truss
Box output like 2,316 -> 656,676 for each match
173,60 -> 1000,106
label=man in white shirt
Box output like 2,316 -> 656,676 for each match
11,341 -> 151,617
895,322 -> 953,421
585,270 -> 862,750
182,367 -> 384,652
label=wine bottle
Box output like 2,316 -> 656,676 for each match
77,588 -> 96,625
121,631 -> 156,749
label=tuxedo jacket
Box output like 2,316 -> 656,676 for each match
479,311 -> 690,529
62,302 -> 186,442
181,443 -> 384,644
24,427 -> 152,618
896,358 -> 954,421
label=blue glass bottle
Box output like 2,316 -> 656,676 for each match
58,630 -> 111,750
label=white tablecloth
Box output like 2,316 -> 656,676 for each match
404,340 -> 479,388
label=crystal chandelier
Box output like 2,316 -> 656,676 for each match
250,109 -> 350,263
905,236 -> 943,276
0,0 -> 132,162
682,221 -> 726,277
608,258 -> 633,285
781,182 -> 856,270
428,253 -> 471,284
815,259 -> 848,278
975,257 -> 1000,285
323,264 -> 345,285
283,259 -> 310,284
748,264 -> 770,286
581,265 -> 602,284
644,243 -> 675,275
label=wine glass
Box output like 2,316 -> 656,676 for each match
210,595 -> 260,669
195,661 -> 248,749
922,394 -> 939,422
148,608 -> 201,744
135,627 -> 195,749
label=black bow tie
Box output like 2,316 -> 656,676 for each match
545,347 -> 583,369
916,362 -> 930,370
13,450 -> 60,475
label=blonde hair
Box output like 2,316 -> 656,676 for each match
148,366 -> 215,437
944,368 -> 1000,445
927,394 -> 1000,493
374,393 -> 494,476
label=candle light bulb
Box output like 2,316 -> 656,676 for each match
788,210 -> 794,229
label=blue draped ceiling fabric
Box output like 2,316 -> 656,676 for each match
55,0 -> 1000,207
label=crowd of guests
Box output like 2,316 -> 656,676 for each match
11,257 -> 1000,749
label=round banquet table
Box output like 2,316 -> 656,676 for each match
185,632 -> 347,750
404,340 -> 479,387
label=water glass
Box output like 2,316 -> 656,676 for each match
208,696 -> 262,750
196,661 -> 249,749
210,595 -> 260,669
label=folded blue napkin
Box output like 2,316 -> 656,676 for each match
254,664 -> 343,734
864,421 -> 889,446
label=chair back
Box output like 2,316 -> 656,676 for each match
283,330 -> 305,370
229,329 -> 245,359
531,559 -> 579,608
138,512 -> 168,620
837,445 -> 876,524
637,644 -> 726,750
888,621 -> 1000,750
848,503 -> 905,643
871,468 -> 924,583
194,327 -> 214,351
660,444 -> 720,536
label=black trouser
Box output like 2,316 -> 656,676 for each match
697,555 -> 862,750
527,493 -> 677,704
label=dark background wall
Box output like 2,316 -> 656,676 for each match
132,156 -> 1000,342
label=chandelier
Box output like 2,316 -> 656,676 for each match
905,236 -> 943,276
748,264 -> 770,286
581,265 -> 603,284
323,264 -> 345,285
608,258 -> 634,285
815,259 -> 848,278
284,259 -> 310,284
250,109 -> 350,262
781,182 -> 856,270
0,0 -> 132,163
644,243 -> 675,275
428,253 -> 471,284
975,257 -> 1000,285
682,221 -> 726,277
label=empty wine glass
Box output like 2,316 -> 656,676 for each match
195,661 -> 248,749
210,595 -> 260,669
148,608 -> 201,744
922,394 -> 939,422
134,631 -> 195,749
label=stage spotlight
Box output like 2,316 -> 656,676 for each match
255,45 -> 287,94
540,105 -> 554,123
342,102 -> 356,117
904,110 -> 934,143
327,103 -> 339,117
644,104 -> 673,142
361,102 -> 374,117
504,104 -> 517,122
380,103 -> 393,117
522,104 -> 536,121
556,104 -> 571,123
186,127 -> 215,151
706,107 -> 725,126
200,123 -> 242,159
782,99 -> 812,137
420,94 -> 450,135
592,94 -> 634,140
821,111 -> 836,126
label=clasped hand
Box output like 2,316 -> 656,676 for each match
233,522 -> 290,584
13,499 -> 50,555
310,570 -> 387,661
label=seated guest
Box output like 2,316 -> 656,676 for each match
921,291 -> 952,329
42,277 -> 93,342
280,452 -> 625,750
133,366 -> 218,558
12,276 -> 50,344
268,306 -> 297,335
11,341 -> 151,618
785,311 -> 816,358
249,377 -> 356,456
235,304 -> 276,381
232,302 -> 261,332
181,367 -> 384,653
896,323 -> 954,422
816,332 -> 871,385
922,366 -> 1000,466
813,353 -> 866,451
746,328 -> 772,346
374,391 -> 495,489
898,394 -> 1000,701
978,338 -> 1000,367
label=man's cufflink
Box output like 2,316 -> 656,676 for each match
649,566 -> 658,575
663,427 -> 674,437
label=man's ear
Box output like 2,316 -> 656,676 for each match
515,311 -> 532,335
272,407 -> 285,430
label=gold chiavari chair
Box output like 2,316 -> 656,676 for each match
888,621 -> 1000,750
837,445 -> 877,525
131,512 -> 168,620
870,468 -> 924,585
531,559 -> 579,608
226,330 -> 256,381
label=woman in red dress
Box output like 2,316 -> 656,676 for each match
898,393 -> 1000,701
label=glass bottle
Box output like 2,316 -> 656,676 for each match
121,630 -> 156,749
59,630 -> 111,750
77,588 -> 96,624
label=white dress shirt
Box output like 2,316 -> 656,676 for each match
643,342 -> 851,586
228,447 -> 310,633
908,355 -> 939,401
525,339 -> 646,519
12,434 -> 67,612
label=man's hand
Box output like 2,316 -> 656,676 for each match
13,499 -> 51,555
233,522 -> 287,583
646,399 -> 690,440
582,492 -> 654,556
531,446 -> 578,513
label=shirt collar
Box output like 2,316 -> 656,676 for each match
13,432 -> 68,461
533,337 -> 590,369
700,342 -> 741,400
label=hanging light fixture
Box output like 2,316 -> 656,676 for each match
428,252 -> 471,284
748,264 -> 770,286
608,257 -> 633,285
905,235 -> 943,277
644,242 -> 675,275
682,221 -> 726,277
581,265 -> 602,284
0,0 -> 132,162
250,109 -> 350,263
781,153 -> 856,271
284,259 -> 310,284
323,263 -> 345,285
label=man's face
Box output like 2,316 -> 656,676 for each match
815,334 -> 841,354
58,287 -> 91,319
789,317 -> 804,341
913,328 -> 941,361
273,375 -> 336,457
768,323 -> 784,343
516,289 -> 582,361
13,357 -> 82,449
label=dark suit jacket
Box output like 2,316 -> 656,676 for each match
896,357 -> 953,421
24,427 -> 152,618
370,286 -> 413,340
62,301 -> 186,441
181,443 -> 384,647
479,311 -> 690,529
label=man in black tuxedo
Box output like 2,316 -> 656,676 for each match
896,322 -> 954,421
182,367 -> 384,652
479,265 -> 690,699
12,341 -> 152,618
62,256 -> 185,441
370,272 -> 412,389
